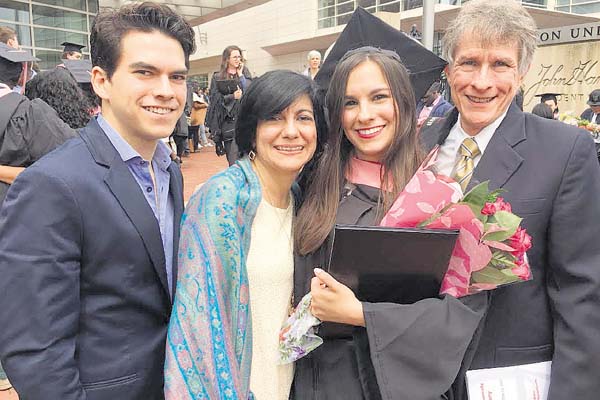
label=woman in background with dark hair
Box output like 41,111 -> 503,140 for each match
206,45 -> 250,165
292,47 -> 487,400
165,70 -> 324,400
531,103 -> 554,119
25,67 -> 91,129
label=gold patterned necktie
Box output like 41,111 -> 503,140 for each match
452,137 -> 481,192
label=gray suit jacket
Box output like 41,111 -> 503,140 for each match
0,119 -> 184,400
421,103 -> 600,400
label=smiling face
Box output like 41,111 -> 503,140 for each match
253,94 -> 317,177
92,30 -> 187,154
446,34 -> 525,136
342,60 -> 397,163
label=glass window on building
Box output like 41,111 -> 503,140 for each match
34,27 -> 87,50
318,0 -> 402,29
189,74 -> 209,91
35,48 -> 64,69
1,0 -> 98,70
33,5 -> 88,31
521,0 -> 547,8
35,0 -> 86,12
556,0 -> 600,14
379,0 -> 400,12
87,0 -> 97,13
0,22 -> 31,46
0,0 -> 29,23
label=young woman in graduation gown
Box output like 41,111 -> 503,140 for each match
291,47 -> 488,400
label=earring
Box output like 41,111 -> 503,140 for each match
248,150 -> 256,160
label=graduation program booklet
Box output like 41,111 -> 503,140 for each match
320,224 -> 459,338
466,361 -> 551,400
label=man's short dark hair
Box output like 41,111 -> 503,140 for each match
0,59 -> 21,87
90,2 -> 195,79
0,26 -> 17,45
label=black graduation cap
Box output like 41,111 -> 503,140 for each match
61,41 -> 85,53
315,7 -> 447,101
534,93 -> 561,103
63,59 -> 92,83
0,42 -> 39,63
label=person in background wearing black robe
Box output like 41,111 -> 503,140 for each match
206,45 -> 250,165
0,43 -> 76,205
0,41 -> 75,397
292,47 -> 487,400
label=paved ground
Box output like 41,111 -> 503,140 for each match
180,145 -> 229,202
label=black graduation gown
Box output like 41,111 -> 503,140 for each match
0,92 -> 76,204
292,183 -> 488,400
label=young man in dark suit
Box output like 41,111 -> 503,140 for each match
420,1 -> 600,399
0,3 -> 195,399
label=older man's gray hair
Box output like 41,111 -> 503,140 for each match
442,0 -> 537,75
307,50 -> 321,61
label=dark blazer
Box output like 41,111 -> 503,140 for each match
420,103 -> 600,400
580,107 -> 596,122
0,119 -> 184,400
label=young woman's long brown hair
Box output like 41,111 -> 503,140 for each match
294,48 -> 424,256
218,45 -> 242,79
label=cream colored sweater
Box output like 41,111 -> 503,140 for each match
246,198 -> 294,400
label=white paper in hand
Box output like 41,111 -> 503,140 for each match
466,361 -> 551,400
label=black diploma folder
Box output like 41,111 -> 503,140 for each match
215,79 -> 239,95
319,225 -> 459,338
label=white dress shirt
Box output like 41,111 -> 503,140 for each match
435,110 -> 509,177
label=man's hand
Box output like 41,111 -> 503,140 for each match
310,268 -> 365,326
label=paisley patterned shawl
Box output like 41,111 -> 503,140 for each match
165,157 -> 261,400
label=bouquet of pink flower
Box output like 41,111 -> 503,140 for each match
381,172 -> 532,297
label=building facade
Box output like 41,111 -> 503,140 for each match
3,0 -> 600,78
0,0 -> 98,69
188,0 -> 600,83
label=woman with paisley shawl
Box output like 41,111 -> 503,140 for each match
165,70 -> 325,400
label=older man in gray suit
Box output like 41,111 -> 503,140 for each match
420,1 -> 600,399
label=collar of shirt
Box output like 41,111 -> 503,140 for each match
97,114 -> 172,172
435,108 -> 509,177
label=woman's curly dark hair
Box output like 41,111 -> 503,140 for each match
25,67 -> 92,129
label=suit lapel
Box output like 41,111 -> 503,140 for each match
80,120 -> 171,298
470,103 -> 525,190
424,103 -> 526,191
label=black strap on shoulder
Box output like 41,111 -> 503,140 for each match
0,93 -> 26,134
